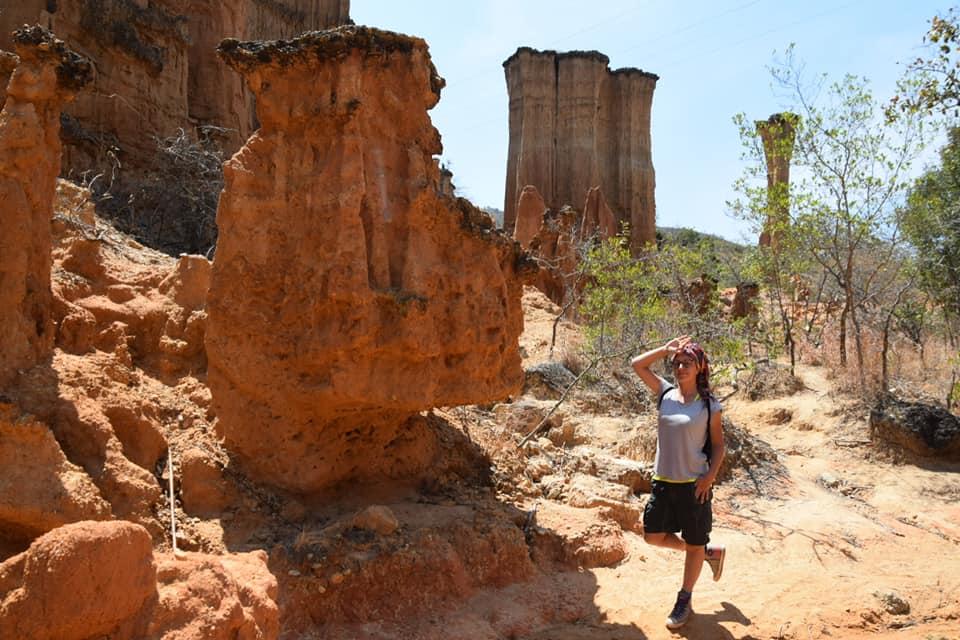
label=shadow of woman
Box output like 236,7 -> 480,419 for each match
672,601 -> 754,639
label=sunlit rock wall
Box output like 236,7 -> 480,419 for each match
0,0 -> 351,175
208,26 -> 529,493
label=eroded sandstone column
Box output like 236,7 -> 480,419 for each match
209,26 -> 527,493
0,27 -> 91,387
579,186 -> 617,244
504,48 -> 658,256
503,48 -> 556,236
756,112 -> 797,250
514,184 -> 546,249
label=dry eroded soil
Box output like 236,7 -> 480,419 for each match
513,295 -> 960,640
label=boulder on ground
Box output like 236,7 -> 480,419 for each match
870,398 -> 960,460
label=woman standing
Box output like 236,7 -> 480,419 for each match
631,335 -> 726,630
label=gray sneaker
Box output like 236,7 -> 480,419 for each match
705,543 -> 726,581
665,591 -> 692,629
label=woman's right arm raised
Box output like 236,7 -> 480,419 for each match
630,336 -> 688,393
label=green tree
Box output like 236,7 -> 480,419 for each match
901,126 -> 960,337
889,7 -> 960,119
731,47 -> 929,389
578,236 -> 748,381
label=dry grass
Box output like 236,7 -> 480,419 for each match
814,318 -> 957,405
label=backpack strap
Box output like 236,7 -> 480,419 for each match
657,384 -> 674,409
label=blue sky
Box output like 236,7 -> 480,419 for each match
351,1 -> 946,243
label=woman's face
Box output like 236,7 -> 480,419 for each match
672,354 -> 699,382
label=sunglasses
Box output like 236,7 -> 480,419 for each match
672,359 -> 697,369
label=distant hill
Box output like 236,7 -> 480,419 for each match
657,226 -> 753,288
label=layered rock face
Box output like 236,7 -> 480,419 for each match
208,27 -> 528,493
504,47 -> 658,256
0,27 -> 91,388
0,0 -> 351,176
756,112 -> 797,249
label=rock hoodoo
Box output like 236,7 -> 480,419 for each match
514,184 -> 547,249
579,185 -> 618,244
515,185 -> 619,311
208,26 -> 529,493
528,206 -> 581,310
0,0 -> 351,176
503,47 -> 658,256
756,112 -> 797,249
0,26 -> 91,388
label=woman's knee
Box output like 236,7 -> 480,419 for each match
644,532 -> 666,546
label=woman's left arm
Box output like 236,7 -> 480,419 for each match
695,407 -> 725,503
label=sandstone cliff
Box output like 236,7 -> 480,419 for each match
0,0 -> 351,178
503,47 -> 658,256
209,26 -> 531,494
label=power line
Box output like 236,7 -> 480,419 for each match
645,0 -> 868,73
610,0 -> 768,57
546,1 -> 653,48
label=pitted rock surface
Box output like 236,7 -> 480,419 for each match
207,26 -> 529,492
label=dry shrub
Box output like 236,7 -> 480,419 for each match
816,318 -> 958,405
740,362 -> 806,401
719,417 -> 785,488
94,128 -> 224,257
558,346 -> 587,376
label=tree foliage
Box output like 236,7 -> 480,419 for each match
889,7 -> 960,119
901,126 -> 960,327
578,235 -> 750,382
731,47 -> 929,389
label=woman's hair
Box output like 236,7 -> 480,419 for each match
673,342 -> 712,409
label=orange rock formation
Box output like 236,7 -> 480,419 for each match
503,47 -> 658,256
528,206 -> 581,311
756,112 -> 798,249
516,185 -> 617,311
0,26 -> 91,388
0,0 -> 351,175
579,185 -> 618,244
514,184 -> 547,249
209,26 -> 530,493
0,521 -> 278,639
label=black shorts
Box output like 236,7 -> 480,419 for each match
643,480 -> 712,546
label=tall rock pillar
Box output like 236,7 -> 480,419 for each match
503,47 -> 658,256
503,48 -> 556,236
756,112 -> 798,250
606,68 -> 658,254
0,27 -> 91,387
210,27 -> 528,494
